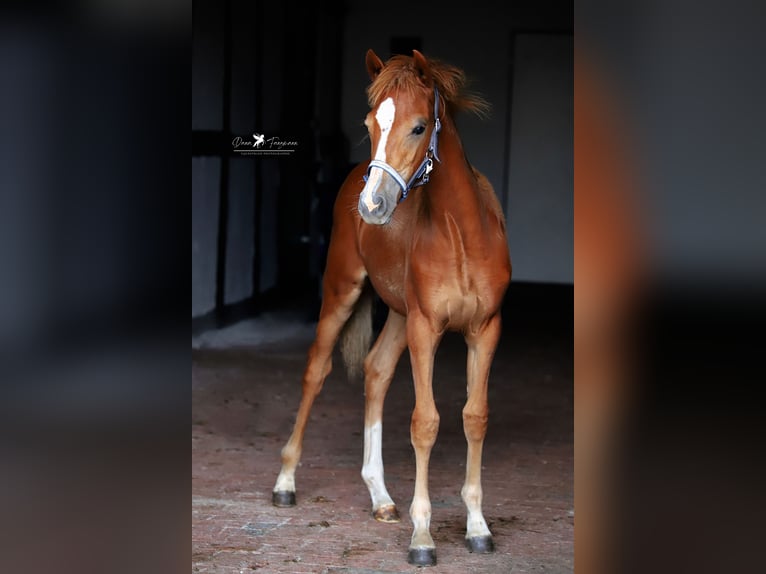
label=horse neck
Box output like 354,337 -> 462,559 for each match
425,115 -> 485,224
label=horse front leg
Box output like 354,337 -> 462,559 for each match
362,309 -> 407,522
272,276 -> 364,507
406,311 -> 443,566
462,313 -> 502,552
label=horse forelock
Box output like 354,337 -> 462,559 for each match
366,54 -> 489,118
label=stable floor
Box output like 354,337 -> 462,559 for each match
192,284 -> 573,573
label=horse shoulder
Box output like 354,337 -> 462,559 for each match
322,163 -> 369,280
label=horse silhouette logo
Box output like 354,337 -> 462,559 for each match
253,133 -> 265,148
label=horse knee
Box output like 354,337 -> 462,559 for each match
411,409 -> 440,449
462,409 -> 488,442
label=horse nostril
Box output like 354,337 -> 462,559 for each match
373,196 -> 387,215
359,192 -> 389,222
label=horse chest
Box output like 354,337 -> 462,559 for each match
366,258 -> 494,328
412,255 -> 500,328
360,221 -> 507,327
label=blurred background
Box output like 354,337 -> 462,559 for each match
0,4 -> 188,574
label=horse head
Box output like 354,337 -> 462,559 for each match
358,49 -> 441,225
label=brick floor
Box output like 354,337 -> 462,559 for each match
192,292 -> 573,573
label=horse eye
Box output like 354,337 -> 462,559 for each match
411,125 -> 426,136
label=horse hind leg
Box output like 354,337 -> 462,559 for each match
361,309 -> 407,523
461,313 -> 502,553
272,276 -> 366,507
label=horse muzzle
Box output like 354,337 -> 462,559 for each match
358,169 -> 400,225
358,190 -> 392,225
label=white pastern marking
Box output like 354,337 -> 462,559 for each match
361,422 -> 394,509
409,497 -> 435,548
274,471 -> 295,493
361,97 -> 396,212
462,484 -> 491,538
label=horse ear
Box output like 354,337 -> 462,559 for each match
412,50 -> 432,87
366,49 -> 384,80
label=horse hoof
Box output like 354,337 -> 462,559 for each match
407,547 -> 437,566
373,504 -> 400,523
272,490 -> 296,507
466,535 -> 495,554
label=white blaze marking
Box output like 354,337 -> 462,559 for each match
374,97 -> 396,160
361,97 -> 395,212
361,422 -> 394,510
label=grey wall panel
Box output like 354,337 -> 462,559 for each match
224,158 -> 255,305
192,157 -> 221,317
506,34 -> 573,284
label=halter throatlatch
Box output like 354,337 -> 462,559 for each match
363,86 -> 442,203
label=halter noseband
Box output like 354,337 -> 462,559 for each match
363,86 -> 442,203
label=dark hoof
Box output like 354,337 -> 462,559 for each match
373,504 -> 400,523
466,535 -> 495,554
272,490 -> 296,507
407,547 -> 437,566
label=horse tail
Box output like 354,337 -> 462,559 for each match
339,283 -> 374,381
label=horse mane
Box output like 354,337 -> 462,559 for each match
367,54 -> 490,118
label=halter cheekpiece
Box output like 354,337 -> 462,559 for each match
363,86 -> 442,203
